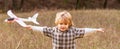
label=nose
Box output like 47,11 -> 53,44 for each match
61,25 -> 66,28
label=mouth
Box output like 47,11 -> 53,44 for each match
60,28 -> 66,31
61,27 -> 65,29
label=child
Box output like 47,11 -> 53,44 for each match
26,11 -> 104,49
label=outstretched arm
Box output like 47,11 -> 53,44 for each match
84,28 -> 104,36
26,25 -> 54,38
26,25 -> 45,32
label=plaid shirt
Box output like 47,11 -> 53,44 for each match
43,27 -> 85,49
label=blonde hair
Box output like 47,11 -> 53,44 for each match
55,11 -> 74,27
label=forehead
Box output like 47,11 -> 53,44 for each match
58,18 -> 69,24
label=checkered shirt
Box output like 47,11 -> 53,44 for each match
43,27 -> 85,49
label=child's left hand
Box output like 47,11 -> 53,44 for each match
97,28 -> 104,32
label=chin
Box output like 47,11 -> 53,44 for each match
60,29 -> 66,32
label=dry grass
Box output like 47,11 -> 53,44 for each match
0,9 -> 120,49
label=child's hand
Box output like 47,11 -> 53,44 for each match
25,25 -> 32,30
5,20 -> 16,23
97,28 -> 104,32
4,18 -> 16,23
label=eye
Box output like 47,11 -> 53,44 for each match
59,23 -> 68,25
60,23 -> 63,25
64,23 -> 68,25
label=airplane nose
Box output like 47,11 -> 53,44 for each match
7,18 -> 15,21
4,18 -> 15,23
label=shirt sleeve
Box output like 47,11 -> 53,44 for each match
81,28 -> 101,37
31,26 -> 45,32
31,26 -> 54,38
43,27 -> 54,38
74,28 -> 85,38
84,28 -> 99,34
74,28 -> 99,38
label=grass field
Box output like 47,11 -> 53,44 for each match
0,9 -> 120,49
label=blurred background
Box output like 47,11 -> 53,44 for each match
0,0 -> 120,12
0,0 -> 120,49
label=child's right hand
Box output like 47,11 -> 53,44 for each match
5,19 -> 16,23
25,25 -> 32,30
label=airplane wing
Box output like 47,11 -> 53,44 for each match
15,18 -> 27,27
7,10 -> 18,18
32,13 -> 38,19
19,18 -> 30,21
6,10 -> 28,27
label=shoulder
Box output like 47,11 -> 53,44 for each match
43,26 -> 57,32
70,26 -> 81,29
69,27 -> 84,31
43,26 -> 57,30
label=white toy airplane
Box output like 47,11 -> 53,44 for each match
5,10 -> 40,25
4,15 -> 28,27
12,18 -> 28,27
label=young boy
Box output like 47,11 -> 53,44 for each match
26,11 -> 104,49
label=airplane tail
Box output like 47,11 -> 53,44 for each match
30,13 -> 39,25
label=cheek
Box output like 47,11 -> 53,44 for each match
57,25 -> 61,28
57,24 -> 69,29
66,26 -> 69,29
65,25 -> 69,27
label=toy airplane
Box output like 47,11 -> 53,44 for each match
5,15 -> 28,27
12,18 -> 28,27
5,10 -> 40,25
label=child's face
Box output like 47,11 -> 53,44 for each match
57,22 -> 69,32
